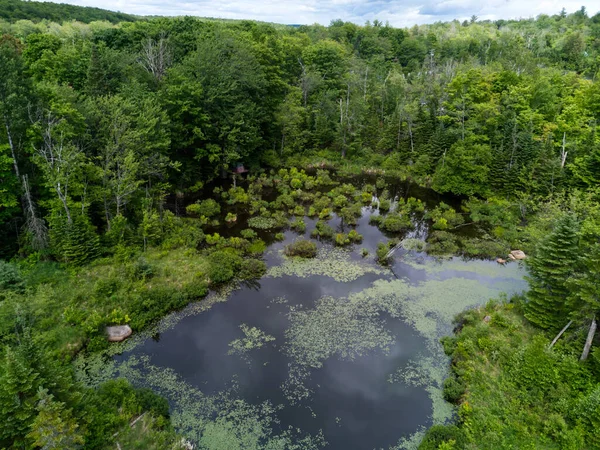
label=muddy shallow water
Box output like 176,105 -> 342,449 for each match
77,193 -> 527,449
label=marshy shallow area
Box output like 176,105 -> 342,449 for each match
76,177 -> 527,450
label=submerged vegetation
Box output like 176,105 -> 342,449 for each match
0,1 -> 600,448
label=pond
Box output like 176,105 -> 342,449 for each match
77,181 -> 527,450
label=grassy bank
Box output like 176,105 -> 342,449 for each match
420,299 -> 599,450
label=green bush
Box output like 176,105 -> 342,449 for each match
348,229 -> 363,243
207,250 -> 243,284
239,258 -> 267,280
381,214 -> 412,233
187,198 -> 220,218
333,195 -> 348,209
376,242 -> 390,265
285,240 -> 317,258
443,376 -> 465,403
128,257 -> 154,281
311,221 -> 334,239
241,229 -> 257,240
427,231 -> 459,255
335,233 -> 350,246
0,261 -> 24,293
369,215 -> 382,225
419,425 -> 466,450
290,218 -> 306,233
378,198 -> 391,211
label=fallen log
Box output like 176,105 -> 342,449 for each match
549,320 -> 572,348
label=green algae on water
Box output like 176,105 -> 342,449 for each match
267,247 -> 386,282
228,324 -> 276,364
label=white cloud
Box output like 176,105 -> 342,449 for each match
45,0 -> 600,27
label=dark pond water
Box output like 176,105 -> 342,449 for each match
99,179 -> 527,449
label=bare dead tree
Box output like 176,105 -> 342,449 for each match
138,34 -> 172,81
580,316 -> 597,361
561,132 -> 568,169
21,174 -> 48,250
31,110 -> 81,224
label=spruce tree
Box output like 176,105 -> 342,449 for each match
567,243 -> 600,322
525,214 -> 580,331
0,346 -> 40,445
27,388 -> 84,449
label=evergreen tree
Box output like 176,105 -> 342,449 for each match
567,244 -> 600,322
525,214 -> 580,331
27,388 -> 84,450
0,346 -> 40,446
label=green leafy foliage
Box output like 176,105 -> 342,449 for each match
284,239 -> 317,258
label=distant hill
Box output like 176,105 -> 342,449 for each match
0,0 -> 137,23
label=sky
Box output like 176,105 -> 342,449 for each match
53,0 -> 600,27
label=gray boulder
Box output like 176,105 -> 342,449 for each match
106,325 -> 132,342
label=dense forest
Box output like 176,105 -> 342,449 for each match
1,0 -> 600,448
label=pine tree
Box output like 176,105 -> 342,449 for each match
0,346 -> 40,445
27,388 -> 84,449
567,244 -> 600,322
525,214 -> 580,331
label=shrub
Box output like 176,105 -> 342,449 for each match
285,240 -> 317,258
227,187 -> 250,205
402,238 -> 427,252
376,242 -> 390,265
187,198 -> 220,218
462,238 -> 509,258
333,195 -> 348,209
427,231 -> 459,255
319,208 -> 332,220
381,214 -> 412,232
360,192 -> 372,204
239,258 -> 267,280
128,257 -> 154,281
0,261 -> 24,293
376,178 -> 386,189
290,178 -> 303,189
205,233 -> 223,245
419,425 -> 466,450
360,248 -> 369,257
312,221 -> 334,239
369,215 -> 382,225
207,250 -> 243,284
378,199 -> 391,212
274,232 -> 285,241
292,205 -> 305,216
335,233 -> 350,246
348,230 -> 363,243
240,229 -> 257,240
443,376 -> 466,403
290,218 -> 306,233
248,239 -> 267,255
225,212 -> 237,223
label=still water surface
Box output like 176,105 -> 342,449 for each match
94,194 -> 527,449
